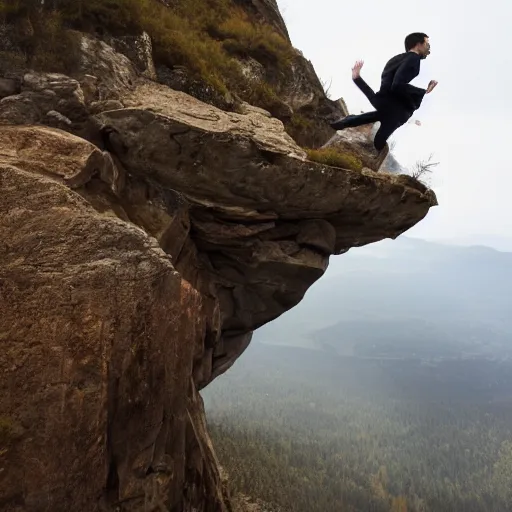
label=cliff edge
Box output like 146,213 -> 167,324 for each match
0,3 -> 436,511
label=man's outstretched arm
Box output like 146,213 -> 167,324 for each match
349,60 -> 377,105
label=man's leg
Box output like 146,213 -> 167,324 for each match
331,110 -> 380,131
373,113 -> 410,151
330,62 -> 381,129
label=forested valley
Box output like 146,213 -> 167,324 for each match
202,342 -> 512,512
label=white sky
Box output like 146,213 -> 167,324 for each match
277,0 -> 512,240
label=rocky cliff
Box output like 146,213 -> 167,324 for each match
0,2 -> 436,511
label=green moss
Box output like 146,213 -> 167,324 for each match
306,148 -> 363,172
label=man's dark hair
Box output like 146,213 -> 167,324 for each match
404,33 -> 428,51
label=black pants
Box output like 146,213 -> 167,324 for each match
332,78 -> 413,151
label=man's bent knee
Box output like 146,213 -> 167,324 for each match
374,138 -> 387,152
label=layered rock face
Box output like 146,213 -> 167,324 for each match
0,13 -> 436,512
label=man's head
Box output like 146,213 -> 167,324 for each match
405,33 -> 430,58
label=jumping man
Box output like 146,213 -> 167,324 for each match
330,32 -> 438,154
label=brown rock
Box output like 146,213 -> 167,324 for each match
90,99 -> 125,114
79,34 -> 138,101
0,77 -> 20,99
81,74 -> 99,104
0,93 -> 43,125
0,65 -> 436,506
96,81 -> 435,366
238,0 -> 290,42
297,219 -> 337,254
22,72 -> 84,99
0,48 -> 437,512
0,132 -> 227,511
156,65 -> 238,112
0,126 -> 214,509
0,72 -> 88,127
106,32 -> 157,81
273,53 -> 346,148
46,109 -> 73,129
0,1 -> 443,508
0,125 -> 117,189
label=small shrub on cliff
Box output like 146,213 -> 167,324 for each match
242,79 -> 284,113
306,148 -> 363,172
409,152 -> 439,185
30,12 -> 81,72
214,9 -> 293,68
290,113 -> 312,130
0,2 -> 82,72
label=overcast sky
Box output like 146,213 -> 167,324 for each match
277,0 -> 511,243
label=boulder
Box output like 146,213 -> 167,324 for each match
0,77 -> 20,99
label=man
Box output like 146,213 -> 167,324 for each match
330,32 -> 438,154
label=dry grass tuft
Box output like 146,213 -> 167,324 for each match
306,147 -> 363,172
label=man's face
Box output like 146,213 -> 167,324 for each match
419,37 -> 431,58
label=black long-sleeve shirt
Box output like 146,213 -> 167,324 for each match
378,51 -> 426,111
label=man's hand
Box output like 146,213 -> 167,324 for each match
352,60 -> 364,80
426,80 -> 438,94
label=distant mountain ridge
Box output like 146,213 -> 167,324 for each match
254,236 -> 512,359
429,234 -> 512,253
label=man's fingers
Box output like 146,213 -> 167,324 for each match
352,60 -> 364,79
426,80 -> 438,93
426,81 -> 438,94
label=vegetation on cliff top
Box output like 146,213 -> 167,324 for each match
0,0 -> 343,150
0,0 -> 293,102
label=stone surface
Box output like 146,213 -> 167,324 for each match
81,74 -> 99,104
79,34 -> 138,101
0,72 -> 88,127
334,96 -> 350,117
106,32 -> 157,81
0,83 -> 435,507
322,122 -> 391,172
0,125 -> 117,189
98,81 -> 436,373
0,128 -> 228,512
273,51 -> 347,147
46,109 -> 73,128
0,77 -> 20,99
90,99 -> 125,114
0,4 -> 437,510
156,65 -> 237,113
239,0 -> 290,42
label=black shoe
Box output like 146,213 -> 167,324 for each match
330,115 -> 356,131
